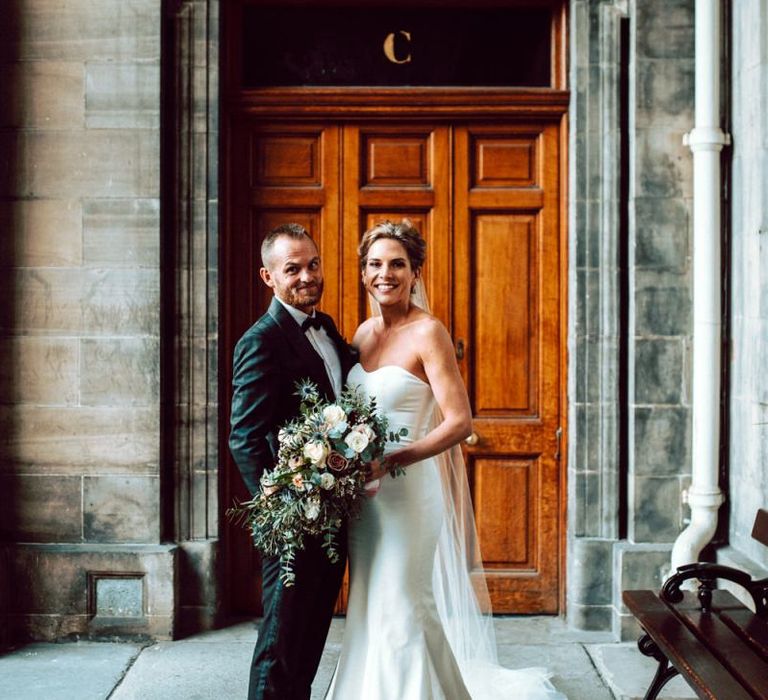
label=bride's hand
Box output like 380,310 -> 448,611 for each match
366,458 -> 390,482
363,478 -> 381,497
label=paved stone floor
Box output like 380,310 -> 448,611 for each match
0,617 -> 698,700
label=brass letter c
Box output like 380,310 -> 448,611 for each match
383,30 -> 412,64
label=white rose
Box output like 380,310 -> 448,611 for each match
322,405 -> 346,428
303,440 -> 329,466
304,498 -> 321,521
288,455 -> 304,471
344,429 -> 369,454
319,472 -> 336,490
358,423 -> 376,441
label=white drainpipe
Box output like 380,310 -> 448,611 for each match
670,0 -> 729,572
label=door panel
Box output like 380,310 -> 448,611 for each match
362,133 -> 432,187
454,124 -> 561,612
223,118 -> 563,615
341,125 -> 451,336
474,457 -> 536,566
473,214 -> 537,415
472,134 -> 539,188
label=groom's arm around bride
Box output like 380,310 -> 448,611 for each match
229,223 -> 355,700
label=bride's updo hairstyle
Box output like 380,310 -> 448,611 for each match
358,219 -> 427,272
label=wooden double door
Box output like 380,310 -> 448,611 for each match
223,117 -> 565,614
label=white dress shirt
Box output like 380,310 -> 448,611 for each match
276,297 -> 343,399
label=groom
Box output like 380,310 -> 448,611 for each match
229,223 -> 356,700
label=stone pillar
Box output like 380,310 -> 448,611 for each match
0,0 -> 168,641
568,0 -> 626,631
163,0 -> 221,637
618,0 -> 695,638
727,0 -> 768,574
569,0 -> 695,636
0,0 -> 218,642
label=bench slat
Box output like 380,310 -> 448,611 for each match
623,591 -> 755,700
674,589 -> 746,612
676,608 -> 768,697
722,609 -> 768,660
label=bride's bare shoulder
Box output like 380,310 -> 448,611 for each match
410,313 -> 450,344
352,317 -> 377,346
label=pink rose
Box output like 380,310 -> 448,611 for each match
292,474 -> 304,489
327,451 -> 350,472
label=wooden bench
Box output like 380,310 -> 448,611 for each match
623,509 -> 768,700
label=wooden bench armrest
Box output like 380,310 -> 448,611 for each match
662,562 -> 768,617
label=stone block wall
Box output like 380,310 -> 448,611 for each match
568,0 -> 625,631
627,0 -> 694,549
0,0 -> 170,641
569,0 -> 695,636
165,0 -> 222,636
729,0 -> 768,570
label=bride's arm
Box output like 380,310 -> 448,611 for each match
369,319 -> 472,478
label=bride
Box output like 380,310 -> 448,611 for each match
326,220 -> 566,699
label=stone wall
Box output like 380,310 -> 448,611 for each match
0,0 -> 217,643
569,0 -> 695,636
164,0 -> 221,637
728,0 -> 768,571
568,0 -> 625,631
627,0 -> 694,550
0,0 -> 168,641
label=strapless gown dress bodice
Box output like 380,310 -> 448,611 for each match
349,363 -> 436,447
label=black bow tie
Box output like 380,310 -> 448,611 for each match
301,315 -> 326,333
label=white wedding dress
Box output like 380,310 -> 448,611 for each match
326,363 -> 566,700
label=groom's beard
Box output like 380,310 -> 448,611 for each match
285,279 -> 323,309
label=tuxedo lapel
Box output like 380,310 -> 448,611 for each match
317,310 -> 358,381
267,298 -> 336,400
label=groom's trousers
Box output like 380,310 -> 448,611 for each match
248,527 -> 347,700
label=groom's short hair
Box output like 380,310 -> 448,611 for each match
261,223 -> 316,268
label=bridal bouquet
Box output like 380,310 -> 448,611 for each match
229,378 -> 406,586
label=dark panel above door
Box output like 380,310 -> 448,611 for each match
242,6 -> 551,87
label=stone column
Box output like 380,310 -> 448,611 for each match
617,0 -> 695,639
0,0 -> 171,640
726,0 -> 768,576
568,0 -> 695,637
0,0 -> 220,642
162,0 -> 221,637
568,0 -> 626,631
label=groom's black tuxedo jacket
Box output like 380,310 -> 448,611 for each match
229,296 -> 357,496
